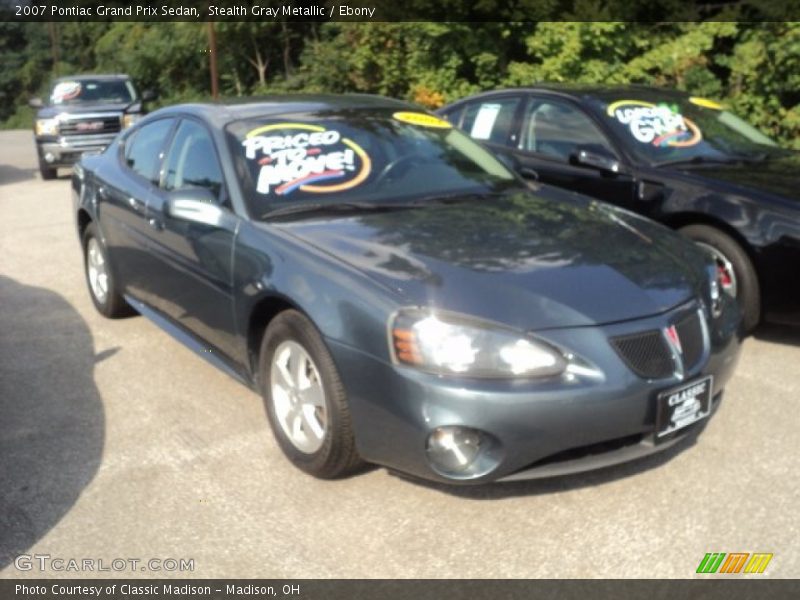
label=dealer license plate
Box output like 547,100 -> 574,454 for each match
656,375 -> 713,439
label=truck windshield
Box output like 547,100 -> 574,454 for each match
49,79 -> 137,105
226,108 -> 519,218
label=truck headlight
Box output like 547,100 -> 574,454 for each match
35,118 -> 58,136
122,114 -> 141,129
389,308 -> 567,379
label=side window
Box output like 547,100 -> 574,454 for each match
461,97 -> 521,146
162,120 -> 224,202
123,118 -> 174,183
521,98 -> 613,162
439,105 -> 465,128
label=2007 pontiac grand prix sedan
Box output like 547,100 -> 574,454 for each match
71,95 -> 742,484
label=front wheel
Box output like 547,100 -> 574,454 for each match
38,160 -> 57,180
259,310 -> 364,479
680,224 -> 760,332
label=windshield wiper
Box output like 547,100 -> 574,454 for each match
261,201 -> 416,221
261,191 -> 512,221
653,156 -> 740,168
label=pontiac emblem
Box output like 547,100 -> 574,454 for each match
665,325 -> 682,355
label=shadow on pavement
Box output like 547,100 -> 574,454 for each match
752,322 -> 800,347
0,165 -> 38,185
0,275 -> 107,569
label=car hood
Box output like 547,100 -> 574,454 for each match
673,151 -> 800,203
37,102 -> 139,118
276,191 -> 707,331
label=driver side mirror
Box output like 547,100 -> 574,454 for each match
571,144 -> 624,175
29,97 -> 44,109
165,188 -> 236,229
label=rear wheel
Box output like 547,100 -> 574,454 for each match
259,310 -> 364,479
82,222 -> 132,318
680,224 -> 760,331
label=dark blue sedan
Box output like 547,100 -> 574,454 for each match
72,95 -> 742,484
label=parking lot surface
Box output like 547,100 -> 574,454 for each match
1,129 -> 798,578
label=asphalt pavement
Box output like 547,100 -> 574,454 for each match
0,129 -> 798,578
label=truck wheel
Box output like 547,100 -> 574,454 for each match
259,310 -> 365,479
39,161 -> 57,180
680,224 -> 760,332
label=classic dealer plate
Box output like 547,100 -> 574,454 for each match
656,375 -> 713,438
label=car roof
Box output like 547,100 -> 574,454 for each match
449,84 -> 692,105
154,94 -> 416,127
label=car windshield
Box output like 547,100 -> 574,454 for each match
587,95 -> 781,165
226,108 -> 519,218
49,79 -> 136,105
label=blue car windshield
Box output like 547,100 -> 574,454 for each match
586,95 -> 781,165
49,79 -> 136,105
226,109 -> 518,218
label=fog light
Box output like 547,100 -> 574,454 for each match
426,426 -> 483,473
44,152 -> 56,163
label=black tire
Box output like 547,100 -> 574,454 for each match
39,161 -> 57,180
82,222 -> 132,318
680,224 -> 761,332
259,309 -> 364,479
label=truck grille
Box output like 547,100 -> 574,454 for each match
59,116 -> 121,136
610,310 -> 706,380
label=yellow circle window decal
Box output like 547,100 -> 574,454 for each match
392,112 -> 452,129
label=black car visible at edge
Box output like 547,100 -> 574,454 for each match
72,94 -> 742,485
437,85 -> 800,332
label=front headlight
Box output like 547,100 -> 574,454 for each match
35,118 -> 58,136
122,113 -> 141,129
389,308 -> 567,379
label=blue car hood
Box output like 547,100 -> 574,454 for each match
279,191 -> 705,331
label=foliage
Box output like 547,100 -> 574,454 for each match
1,20 -> 798,147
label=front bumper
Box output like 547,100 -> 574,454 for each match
331,297 -> 742,485
36,134 -> 117,168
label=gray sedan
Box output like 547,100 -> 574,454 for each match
71,95 -> 742,484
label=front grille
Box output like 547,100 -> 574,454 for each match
674,310 -> 705,370
610,330 -> 674,379
59,116 -> 121,136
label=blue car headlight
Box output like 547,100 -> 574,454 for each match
389,308 -> 567,379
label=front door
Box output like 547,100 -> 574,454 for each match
143,118 -> 240,360
513,95 -> 637,209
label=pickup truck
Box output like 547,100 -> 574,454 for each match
29,74 -> 155,180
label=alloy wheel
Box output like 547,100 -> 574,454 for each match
270,340 -> 328,454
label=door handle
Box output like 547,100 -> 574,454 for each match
147,217 -> 163,231
128,196 -> 145,213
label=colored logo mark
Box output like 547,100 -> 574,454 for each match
696,552 -> 773,574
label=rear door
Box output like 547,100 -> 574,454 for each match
444,94 -> 525,160
143,117 -> 240,360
